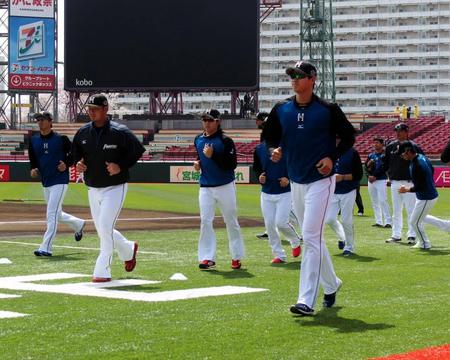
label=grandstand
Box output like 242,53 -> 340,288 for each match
0,115 -> 447,164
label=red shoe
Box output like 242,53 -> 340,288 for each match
231,259 -> 241,269
271,257 -> 285,264
92,277 -> 111,283
292,245 -> 301,258
199,260 -> 216,270
124,242 -> 138,272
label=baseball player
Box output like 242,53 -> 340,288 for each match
365,137 -> 392,228
194,109 -> 245,270
397,141 -> 450,249
385,123 -> 423,244
255,112 -> 269,240
325,142 -> 363,256
253,141 -> 302,263
29,112 -> 85,257
72,94 -> 145,282
263,61 -> 355,316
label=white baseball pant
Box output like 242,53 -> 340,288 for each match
261,191 -> 301,260
198,181 -> 245,261
368,179 -> 392,226
38,184 -> 85,254
390,180 -> 416,239
411,198 -> 450,247
291,177 -> 341,309
326,189 -> 357,252
88,184 -> 135,278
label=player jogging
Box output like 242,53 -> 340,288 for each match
29,112 -> 85,257
263,61 -> 355,316
72,94 -> 145,282
194,109 -> 245,270
398,141 -> 450,249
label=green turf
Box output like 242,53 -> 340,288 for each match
0,183 -> 449,359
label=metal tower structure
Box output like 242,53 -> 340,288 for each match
300,0 -> 335,102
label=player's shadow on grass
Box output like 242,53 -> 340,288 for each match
295,306 -> 395,333
110,285 -> 161,292
270,261 -> 301,270
46,253 -> 85,261
333,253 -> 380,262
205,269 -> 255,279
418,248 -> 450,256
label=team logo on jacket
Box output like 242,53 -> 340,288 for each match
297,113 -> 305,129
103,144 -> 118,150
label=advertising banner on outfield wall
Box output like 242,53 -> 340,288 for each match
10,0 -> 54,18
0,165 -> 10,182
434,167 -> 450,187
170,166 -> 250,184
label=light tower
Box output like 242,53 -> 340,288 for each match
300,0 -> 335,102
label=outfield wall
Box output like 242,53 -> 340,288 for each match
0,162 -> 449,187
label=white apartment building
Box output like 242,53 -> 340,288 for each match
115,0 -> 450,117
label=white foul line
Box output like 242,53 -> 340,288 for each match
0,215 -> 212,226
0,240 -> 167,255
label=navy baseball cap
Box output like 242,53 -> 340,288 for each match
86,94 -> 108,108
286,61 -> 317,78
397,140 -> 416,155
256,112 -> 269,121
394,123 -> 409,132
201,109 -> 220,121
34,112 -> 52,121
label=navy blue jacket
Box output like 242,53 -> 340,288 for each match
409,154 -> 438,200
194,128 -> 237,187
365,151 -> 387,180
72,121 -> 145,188
334,148 -> 363,194
441,140 -> 450,163
263,94 -> 355,184
29,131 -> 72,187
253,142 -> 290,195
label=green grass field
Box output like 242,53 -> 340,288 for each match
0,183 -> 449,359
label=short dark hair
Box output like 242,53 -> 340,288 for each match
373,137 -> 384,145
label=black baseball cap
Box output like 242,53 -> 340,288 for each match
286,61 -> 317,78
256,112 -> 269,121
397,140 -> 416,155
394,123 -> 409,132
86,94 -> 108,108
201,109 -> 220,121
34,112 -> 52,121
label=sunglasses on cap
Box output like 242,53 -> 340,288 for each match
289,72 -> 311,80
202,118 -> 217,123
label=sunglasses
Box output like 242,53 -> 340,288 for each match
289,73 -> 310,80
202,118 -> 216,123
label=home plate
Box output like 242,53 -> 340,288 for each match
170,273 -> 188,281
0,311 -> 28,319
0,258 -> 12,265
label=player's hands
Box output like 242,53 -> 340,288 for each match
30,168 -> 39,178
193,160 -> 201,171
203,143 -> 214,158
316,157 -> 333,176
271,147 -> 282,162
105,162 -> 121,176
398,185 -> 409,193
57,160 -> 67,172
368,175 -> 376,183
279,177 -> 289,187
259,172 -> 266,184
76,159 -> 87,172
386,180 -> 391,187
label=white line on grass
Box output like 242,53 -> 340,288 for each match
0,240 -> 168,255
0,215 -> 213,226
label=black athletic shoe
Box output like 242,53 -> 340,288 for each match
385,237 -> 401,243
34,250 -> 52,257
338,241 -> 345,250
290,303 -> 314,316
256,232 -> 268,239
407,237 -> 416,245
371,223 -> 383,228
323,280 -> 342,308
384,224 -> 392,228
74,221 -> 85,242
